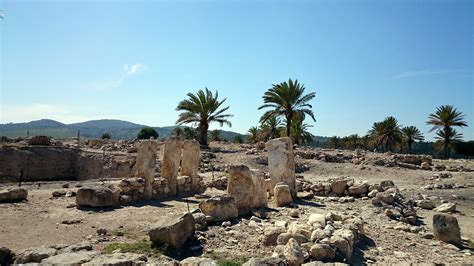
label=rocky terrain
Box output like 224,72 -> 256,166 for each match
0,137 -> 473,265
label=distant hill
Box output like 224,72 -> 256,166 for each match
0,119 -> 247,140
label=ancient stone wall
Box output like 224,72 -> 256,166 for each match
0,146 -> 136,182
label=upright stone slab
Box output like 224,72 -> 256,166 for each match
161,138 -> 183,195
266,137 -> 296,196
181,140 -> 200,190
135,140 -> 158,199
227,165 -> 267,215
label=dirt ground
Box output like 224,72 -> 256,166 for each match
1,142 -> 473,264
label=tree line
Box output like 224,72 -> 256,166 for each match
129,78 -> 469,159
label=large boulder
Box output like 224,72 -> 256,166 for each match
41,251 -> 97,265
283,238 -> 306,266
433,214 -> 461,246
0,188 -> 28,203
198,195 -> 239,222
274,183 -> 293,207
331,180 -> 347,196
76,186 -> 120,208
227,165 -> 267,215
14,247 -> 57,264
84,253 -> 148,265
309,244 -> 336,261
435,203 -> 456,213
148,213 -> 195,249
243,257 -> 286,266
348,184 -> 368,196
181,257 -> 218,266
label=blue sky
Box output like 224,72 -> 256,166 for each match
0,0 -> 473,140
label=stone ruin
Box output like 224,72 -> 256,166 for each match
117,138 -> 201,204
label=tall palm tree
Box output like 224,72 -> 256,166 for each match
176,88 -> 233,146
258,79 -> 316,138
401,126 -> 424,154
369,116 -> 402,152
260,115 -> 283,141
434,127 -> 464,158
427,105 -> 468,158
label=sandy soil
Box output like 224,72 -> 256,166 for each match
1,142 -> 473,264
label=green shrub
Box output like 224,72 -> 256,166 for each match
137,127 -> 159,140
101,133 -> 112,139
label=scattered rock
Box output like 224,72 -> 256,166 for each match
433,214 -> 461,246
283,238 -> 305,266
309,244 -> 336,261
181,257 -> 217,266
148,213 -> 195,249
435,203 -> 456,213
0,188 -> 28,203
76,186 -> 120,208
274,183 -> 293,207
198,195 -> 239,222
14,247 -> 57,264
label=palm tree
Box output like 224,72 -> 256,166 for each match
247,126 -> 261,144
343,134 -> 360,150
176,88 -> 233,146
327,136 -> 341,149
258,79 -> 316,138
288,116 -> 314,145
427,105 -> 468,158
369,116 -> 402,152
260,115 -> 283,141
209,129 -> 223,142
401,126 -> 424,154
434,127 -> 463,158
172,127 -> 183,139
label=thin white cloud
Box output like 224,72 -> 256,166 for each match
90,63 -> 147,90
390,69 -> 471,80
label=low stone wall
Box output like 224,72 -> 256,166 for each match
0,146 -> 136,182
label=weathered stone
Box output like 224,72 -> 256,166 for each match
0,247 -> 13,265
135,140 -> 158,199
84,253 -> 147,265
283,238 -> 306,266
309,244 -> 336,261
331,180 -> 347,196
380,180 -> 395,190
41,251 -> 97,265
262,227 -> 286,246
181,140 -> 200,190
266,137 -> 296,196
0,188 -> 28,203
417,199 -> 435,210
148,213 -> 195,249
181,257 -> 217,266
14,247 -> 57,263
435,203 -> 456,213
421,162 -> 431,170
227,165 -> 267,215
274,183 -> 293,207
198,195 -> 239,222
329,235 -> 352,261
243,257 -> 286,266
76,186 -> 120,208
308,213 -> 326,228
277,233 -> 293,245
433,214 -> 461,246
28,135 -> 51,146
161,138 -> 183,195
348,184 -> 368,196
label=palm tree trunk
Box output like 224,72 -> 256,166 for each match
444,126 -> 449,159
286,113 -> 292,139
198,122 -> 209,146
